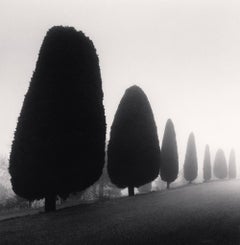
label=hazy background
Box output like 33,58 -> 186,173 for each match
1,0 -> 240,177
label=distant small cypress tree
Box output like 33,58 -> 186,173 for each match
229,149 -> 237,179
203,145 -> 211,182
160,119 -> 179,189
9,26 -> 106,212
213,149 -> 227,179
184,132 -> 198,183
107,86 -> 161,196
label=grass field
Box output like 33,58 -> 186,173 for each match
1,180 -> 240,244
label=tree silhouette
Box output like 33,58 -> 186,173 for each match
228,149 -> 236,179
9,26 -> 106,212
160,119 -> 179,189
203,145 -> 211,182
107,85 -> 161,196
213,149 -> 227,179
184,132 -> 198,183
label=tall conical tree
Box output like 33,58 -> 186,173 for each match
203,145 -> 211,182
9,26 -> 106,212
107,85 -> 161,196
228,149 -> 236,179
183,132 -> 198,183
160,119 -> 179,189
213,149 -> 227,179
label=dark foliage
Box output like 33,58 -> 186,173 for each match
160,119 -> 179,189
183,132 -> 198,183
107,85 -> 161,196
9,26 -> 106,211
203,145 -> 211,181
228,149 -> 236,179
213,149 -> 227,179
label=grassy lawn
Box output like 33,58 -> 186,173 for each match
1,180 -> 240,244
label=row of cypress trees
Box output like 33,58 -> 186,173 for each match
8,26 -> 237,212
177,133 -> 236,185
183,136 -> 237,184
203,147 -> 236,181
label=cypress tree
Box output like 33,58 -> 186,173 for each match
107,85 -> 161,196
9,26 -> 106,212
183,132 -> 198,183
213,149 -> 227,179
228,149 -> 236,179
203,145 -> 211,182
160,119 -> 178,189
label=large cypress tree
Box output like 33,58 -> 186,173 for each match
213,149 -> 227,179
203,145 -> 211,182
160,119 -> 178,189
183,132 -> 198,183
228,149 -> 236,179
107,85 -> 161,196
9,26 -> 106,212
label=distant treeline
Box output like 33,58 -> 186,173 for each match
7,26 -> 237,212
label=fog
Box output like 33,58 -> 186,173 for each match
1,0 -> 240,176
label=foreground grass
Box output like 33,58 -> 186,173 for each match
1,180 -> 240,244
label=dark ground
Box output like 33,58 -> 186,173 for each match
1,180 -> 240,245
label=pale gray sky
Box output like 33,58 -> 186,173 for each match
1,0 -> 240,173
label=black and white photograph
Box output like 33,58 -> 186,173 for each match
0,0 -> 240,244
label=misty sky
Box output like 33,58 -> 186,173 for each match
1,0 -> 240,173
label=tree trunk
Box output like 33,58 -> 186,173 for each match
167,182 -> 170,189
128,186 -> 134,196
189,180 -> 192,184
45,194 -> 56,212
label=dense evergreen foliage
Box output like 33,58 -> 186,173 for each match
213,149 -> 227,179
9,26 -> 106,211
203,145 -> 211,182
183,133 -> 198,183
160,119 -> 178,189
228,149 -> 236,179
107,85 -> 161,196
